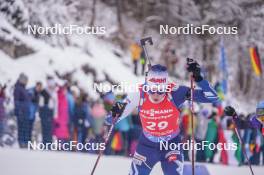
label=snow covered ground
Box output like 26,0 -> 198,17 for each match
0,148 -> 263,175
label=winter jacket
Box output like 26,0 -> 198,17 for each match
91,103 -> 106,135
39,89 -> 57,109
53,86 -> 69,139
14,81 -> 30,118
67,91 -> 75,122
39,88 -> 57,124
115,116 -> 131,132
74,100 -> 92,127
27,87 -> 41,120
0,92 -> 5,120
130,43 -> 142,61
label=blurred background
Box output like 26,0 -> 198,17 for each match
0,0 -> 263,175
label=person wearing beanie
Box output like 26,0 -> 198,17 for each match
39,76 -> 58,146
13,73 -> 31,148
108,59 -> 219,175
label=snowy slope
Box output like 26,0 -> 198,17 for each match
0,10 -> 257,112
0,148 -> 263,175
0,16 -> 143,99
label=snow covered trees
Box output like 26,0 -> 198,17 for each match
0,0 -> 29,30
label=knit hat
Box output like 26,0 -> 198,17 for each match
146,64 -> 168,91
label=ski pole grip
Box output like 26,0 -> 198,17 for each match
140,37 -> 153,46
187,57 -> 195,64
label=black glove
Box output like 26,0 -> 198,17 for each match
111,102 -> 127,118
186,58 -> 203,82
224,106 -> 237,117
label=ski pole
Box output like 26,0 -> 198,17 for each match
140,37 -> 153,71
90,116 -> 118,175
190,74 -> 195,175
187,58 -> 195,175
232,117 -> 255,175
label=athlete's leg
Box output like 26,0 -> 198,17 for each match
160,135 -> 184,175
160,150 -> 184,175
129,135 -> 159,175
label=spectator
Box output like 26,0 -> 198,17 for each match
27,82 -> 42,141
195,108 -> 210,162
54,84 -> 70,142
161,42 -> 179,76
13,73 -> 30,148
67,85 -> 79,141
130,41 -> 142,75
204,110 -> 218,162
91,100 -> 107,142
73,93 -> 92,148
103,91 -> 115,112
113,114 -> 131,156
39,77 -> 57,145
0,84 -> 6,143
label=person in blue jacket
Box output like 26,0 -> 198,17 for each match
27,82 -> 42,142
14,73 -> 30,148
74,93 -> 92,147
108,59 -> 219,175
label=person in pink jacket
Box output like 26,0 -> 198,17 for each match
91,101 -> 107,142
54,85 -> 70,141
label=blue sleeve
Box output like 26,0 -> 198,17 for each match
248,114 -> 262,129
171,86 -> 190,108
171,80 -> 219,108
27,88 -> 34,101
193,80 -> 219,103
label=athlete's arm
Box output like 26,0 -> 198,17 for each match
116,91 -> 140,122
192,79 -> 219,103
177,58 -> 219,104
171,79 -> 218,108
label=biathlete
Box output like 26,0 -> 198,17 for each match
109,59 -> 219,175
225,102 -> 264,136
